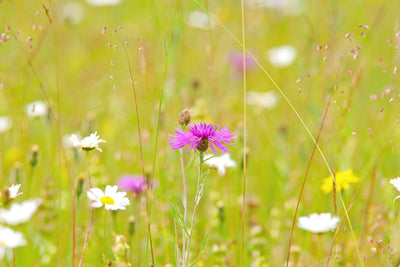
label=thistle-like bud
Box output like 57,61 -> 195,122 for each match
29,144 -> 39,167
128,215 -> 135,237
11,162 -> 23,184
0,187 -> 10,206
217,201 -> 225,225
178,109 -> 191,126
76,173 -> 85,199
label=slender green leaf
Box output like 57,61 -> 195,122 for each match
190,232 -> 209,267
168,201 -> 190,237
185,154 -> 196,173
174,243 -> 182,267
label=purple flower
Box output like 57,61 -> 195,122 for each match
168,122 -> 236,154
118,175 -> 146,193
229,52 -> 256,72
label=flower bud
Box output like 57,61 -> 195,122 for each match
76,173 -> 85,199
128,215 -> 135,237
29,144 -> 39,167
178,109 -> 191,126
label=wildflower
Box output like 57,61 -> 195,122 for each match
0,227 -> 27,259
0,116 -> 11,133
229,52 -> 256,72
70,131 -> 106,152
247,91 -> 278,110
87,185 -> 130,210
118,175 -> 146,193
58,2 -> 85,24
25,100 -> 48,118
8,184 -> 22,199
246,0 -> 303,16
204,154 -> 236,175
178,109 -> 191,126
168,122 -> 236,154
0,199 -> 41,225
267,45 -> 297,68
297,213 -> 340,234
389,177 -> 400,202
186,10 -> 216,30
321,169 -> 360,194
86,0 -> 122,6
63,133 -> 80,148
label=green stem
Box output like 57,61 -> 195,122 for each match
104,208 -> 107,264
186,152 -> 204,265
86,152 -> 92,188
180,149 -> 188,267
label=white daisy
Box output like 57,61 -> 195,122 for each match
70,132 -> 106,152
247,91 -> 278,110
0,199 -> 41,225
390,177 -> 400,202
0,116 -> 11,133
267,45 -> 297,68
25,100 -> 48,118
63,133 -> 81,149
297,213 -> 339,234
186,10 -> 216,30
204,154 -> 236,176
87,185 -> 130,210
86,0 -> 122,6
8,184 -> 23,199
0,227 -> 27,259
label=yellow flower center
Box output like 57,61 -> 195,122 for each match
100,196 -> 115,205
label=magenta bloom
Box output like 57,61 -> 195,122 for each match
118,175 -> 146,193
168,122 -> 236,153
229,52 -> 256,72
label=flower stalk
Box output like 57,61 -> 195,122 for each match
186,152 -> 205,265
180,148 -> 188,267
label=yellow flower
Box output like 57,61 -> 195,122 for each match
321,169 -> 360,194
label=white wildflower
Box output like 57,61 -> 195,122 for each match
247,91 -> 278,110
204,154 -> 236,176
69,132 -> 106,152
58,2 -> 85,24
0,116 -> 11,133
246,0 -> 303,16
390,177 -> 400,202
0,227 -> 27,259
87,185 -> 130,210
298,213 -> 339,234
267,45 -> 297,68
25,101 -> 48,118
86,0 -> 122,6
0,199 -> 41,225
8,184 -> 22,199
186,10 -> 216,30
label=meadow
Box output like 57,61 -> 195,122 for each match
0,0 -> 400,266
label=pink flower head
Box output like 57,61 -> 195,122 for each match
229,51 -> 256,72
118,175 -> 146,193
168,122 -> 236,154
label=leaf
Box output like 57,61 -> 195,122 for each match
174,243 -> 182,267
190,232 -> 209,267
185,154 -> 196,173
168,201 -> 190,237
